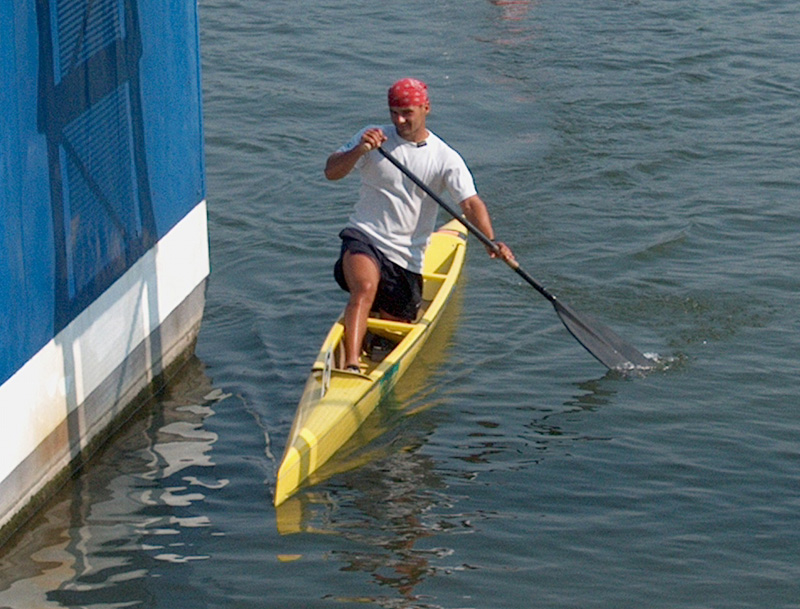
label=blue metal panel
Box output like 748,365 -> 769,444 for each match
1,2 -> 57,385
0,0 -> 205,385
138,0 -> 206,233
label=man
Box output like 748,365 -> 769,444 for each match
325,78 -> 514,373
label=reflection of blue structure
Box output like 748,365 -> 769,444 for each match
1,0 -> 208,540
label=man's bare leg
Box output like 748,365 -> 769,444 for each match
341,251 -> 380,370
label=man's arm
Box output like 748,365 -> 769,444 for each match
324,128 -> 387,180
459,194 -> 515,262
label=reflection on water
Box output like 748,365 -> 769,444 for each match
331,451 -> 447,609
0,357 -> 229,608
279,448 -> 458,609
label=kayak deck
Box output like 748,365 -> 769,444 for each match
274,219 -> 467,506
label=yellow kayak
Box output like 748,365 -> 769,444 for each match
274,219 -> 468,506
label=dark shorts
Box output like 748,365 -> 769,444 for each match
334,228 -> 423,322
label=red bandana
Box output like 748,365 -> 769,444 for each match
387,78 -> 429,108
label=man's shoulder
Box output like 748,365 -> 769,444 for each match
425,131 -> 467,165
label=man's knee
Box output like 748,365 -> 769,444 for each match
348,276 -> 379,306
343,253 -> 379,292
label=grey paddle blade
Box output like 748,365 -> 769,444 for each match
553,298 -> 654,372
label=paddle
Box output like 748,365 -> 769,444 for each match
378,146 -> 653,372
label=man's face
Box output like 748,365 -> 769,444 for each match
390,103 -> 430,142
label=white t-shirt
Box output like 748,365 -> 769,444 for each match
338,126 -> 477,273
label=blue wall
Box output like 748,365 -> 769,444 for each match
0,0 -> 205,385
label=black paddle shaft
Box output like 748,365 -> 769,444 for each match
377,146 -> 653,372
